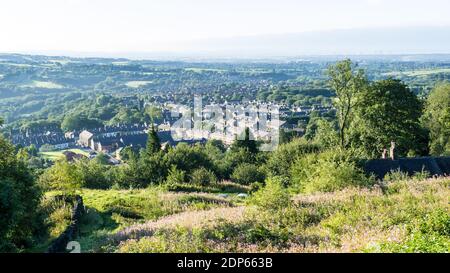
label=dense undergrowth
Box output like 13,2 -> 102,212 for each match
41,177 -> 449,253
115,178 -> 449,253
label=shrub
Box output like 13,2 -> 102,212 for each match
231,163 -> 265,185
190,167 -> 217,186
118,227 -> 211,253
164,143 -> 213,177
264,138 -> 321,179
378,209 -> 450,253
290,149 -> 374,193
220,147 -> 256,179
166,165 -> 186,185
39,159 -> 113,190
384,169 -> 431,183
248,177 -> 291,210
38,159 -> 83,192
384,169 -> 410,182
78,159 -> 112,189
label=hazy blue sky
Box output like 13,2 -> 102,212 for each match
1,0 -> 450,54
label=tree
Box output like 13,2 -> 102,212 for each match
61,114 -> 102,132
232,127 -> 258,154
264,138 -> 321,179
38,159 -> 83,192
166,165 -> 186,185
189,167 -> 217,186
327,59 -> 368,148
164,143 -> 212,177
313,118 -> 340,148
422,83 -> 450,155
231,163 -> 265,185
145,106 -> 163,122
352,79 -> 427,158
146,125 -> 161,155
0,135 -> 42,251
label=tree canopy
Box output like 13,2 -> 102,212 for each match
422,83 -> 450,156
327,59 -> 367,148
351,79 -> 428,158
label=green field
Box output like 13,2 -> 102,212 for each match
384,68 -> 450,77
39,148 -> 90,161
185,68 -> 227,73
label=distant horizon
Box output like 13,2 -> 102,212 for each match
1,25 -> 449,61
3,51 -> 450,59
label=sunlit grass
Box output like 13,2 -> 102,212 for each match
39,148 -> 90,161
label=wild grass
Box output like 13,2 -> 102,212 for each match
59,186 -> 244,252
115,178 -> 449,253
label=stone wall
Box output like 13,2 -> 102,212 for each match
47,195 -> 85,253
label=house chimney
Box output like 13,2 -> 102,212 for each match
382,148 -> 387,159
389,142 -> 396,160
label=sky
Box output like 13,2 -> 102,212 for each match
1,0 -> 450,56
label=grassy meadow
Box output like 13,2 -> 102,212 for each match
41,177 -> 449,253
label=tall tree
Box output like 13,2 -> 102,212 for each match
352,79 -> 427,158
232,127 -> 258,154
326,59 -> 367,148
146,124 -> 161,155
422,83 -> 450,156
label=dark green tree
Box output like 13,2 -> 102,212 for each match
232,127 -> 258,154
351,79 -> 427,158
61,114 -> 102,132
146,125 -> 161,155
422,83 -> 450,155
0,135 -> 42,251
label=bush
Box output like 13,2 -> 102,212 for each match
290,149 -> 374,193
166,165 -> 186,185
231,163 -> 265,185
378,209 -> 450,253
38,159 -> 83,192
164,143 -> 213,177
78,159 -> 113,189
264,138 -> 321,179
39,159 -> 114,190
384,169 -> 410,182
119,227 -> 211,253
220,147 -> 256,179
248,177 -> 291,210
190,167 -> 217,186
384,169 -> 431,183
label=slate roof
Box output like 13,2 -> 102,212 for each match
364,157 -> 450,180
